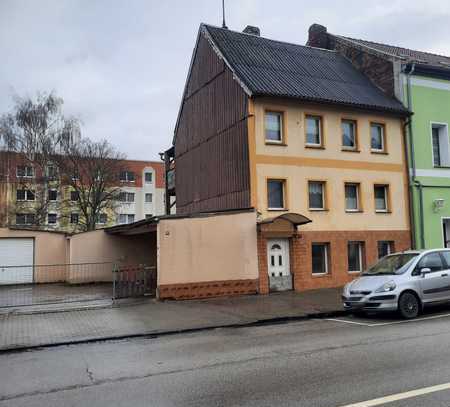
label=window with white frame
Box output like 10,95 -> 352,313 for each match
118,214 -> 135,224
378,241 -> 394,259
432,124 -> 449,167
312,243 -> 329,275
145,193 -> 153,203
47,213 -> 57,224
46,165 -> 58,179
16,189 -> 35,201
265,111 -> 283,143
16,165 -> 34,178
305,115 -> 322,146
308,181 -> 325,210
371,123 -> 386,152
345,183 -> 360,211
119,171 -> 135,182
374,185 -> 389,212
144,172 -> 153,183
267,179 -> 286,210
16,213 -> 35,225
70,190 -> 79,201
348,241 -> 364,273
119,192 -> 135,203
70,213 -> 79,224
48,189 -> 58,201
341,119 -> 357,150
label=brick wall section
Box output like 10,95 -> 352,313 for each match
258,229 -> 411,292
257,234 -> 269,294
292,230 -> 411,291
331,37 -> 396,98
306,25 -> 396,99
158,279 -> 258,300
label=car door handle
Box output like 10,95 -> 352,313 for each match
442,273 -> 448,277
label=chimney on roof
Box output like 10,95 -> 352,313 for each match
307,23 -> 328,49
243,25 -> 260,36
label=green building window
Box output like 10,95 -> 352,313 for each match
432,124 -> 449,167
433,127 -> 441,166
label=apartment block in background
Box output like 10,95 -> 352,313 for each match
168,23 -> 411,295
0,152 -> 165,232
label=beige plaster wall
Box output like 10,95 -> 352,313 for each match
252,99 -> 409,231
157,211 -> 258,285
68,230 -> 156,283
254,98 -> 404,163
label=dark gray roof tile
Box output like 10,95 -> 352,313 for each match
204,24 -> 408,115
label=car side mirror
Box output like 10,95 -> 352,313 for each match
420,267 -> 431,276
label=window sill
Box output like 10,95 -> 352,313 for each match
348,271 -> 361,274
345,209 -> 363,213
268,208 -> 288,212
308,208 -> 329,212
375,210 -> 392,214
371,150 -> 388,155
433,166 -> 450,169
305,144 -> 325,150
341,148 -> 360,153
312,273 -> 330,278
265,141 -> 287,146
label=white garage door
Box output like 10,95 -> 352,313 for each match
0,238 -> 34,284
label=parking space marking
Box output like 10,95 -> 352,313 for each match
326,311 -> 450,327
325,318 -> 373,326
339,381 -> 450,406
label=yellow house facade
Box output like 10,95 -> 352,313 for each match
249,98 -> 411,292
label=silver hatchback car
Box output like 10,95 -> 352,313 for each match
342,249 -> 450,319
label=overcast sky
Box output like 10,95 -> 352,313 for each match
1,1 -> 450,160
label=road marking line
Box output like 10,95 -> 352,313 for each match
339,382 -> 450,406
324,318 -> 372,326
372,312 -> 450,326
326,312 -> 450,327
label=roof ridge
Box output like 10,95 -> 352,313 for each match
202,23 -> 337,55
336,34 -> 450,61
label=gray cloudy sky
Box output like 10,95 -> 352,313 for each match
1,0 -> 450,160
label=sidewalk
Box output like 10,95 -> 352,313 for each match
0,288 -> 345,351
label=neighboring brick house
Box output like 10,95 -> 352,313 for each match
167,23 -> 412,295
0,151 -> 165,232
307,24 -> 450,250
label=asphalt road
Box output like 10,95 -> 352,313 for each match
2,308 -> 450,406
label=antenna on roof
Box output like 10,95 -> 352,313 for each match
221,0 -> 228,29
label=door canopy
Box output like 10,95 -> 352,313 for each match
258,212 -> 312,238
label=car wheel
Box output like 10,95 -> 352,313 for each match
398,292 -> 420,319
352,310 -> 366,318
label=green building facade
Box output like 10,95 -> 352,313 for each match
406,73 -> 450,248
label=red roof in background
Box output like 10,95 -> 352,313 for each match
121,159 -> 165,188
0,152 -> 165,189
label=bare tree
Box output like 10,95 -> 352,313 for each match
0,92 -> 80,227
0,92 -> 126,232
56,137 -> 125,231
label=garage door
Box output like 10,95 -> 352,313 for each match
0,238 -> 34,284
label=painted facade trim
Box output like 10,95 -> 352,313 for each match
414,169 -> 450,178
411,77 -> 450,91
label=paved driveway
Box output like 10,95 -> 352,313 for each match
0,283 -> 112,308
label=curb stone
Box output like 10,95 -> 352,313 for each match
0,308 -> 349,353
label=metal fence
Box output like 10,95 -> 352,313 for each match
0,262 -> 157,308
113,264 -> 157,299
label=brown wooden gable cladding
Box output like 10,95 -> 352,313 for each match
174,33 -> 251,214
